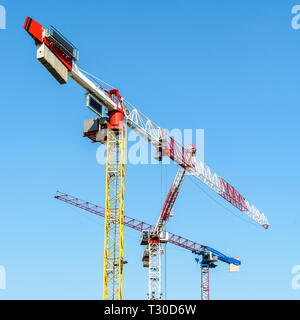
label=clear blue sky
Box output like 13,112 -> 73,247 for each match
0,0 -> 300,300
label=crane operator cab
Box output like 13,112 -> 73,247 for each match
83,94 -> 109,144
202,251 -> 218,268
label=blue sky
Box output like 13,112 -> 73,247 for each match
0,0 -> 300,299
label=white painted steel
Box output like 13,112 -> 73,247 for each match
148,242 -> 162,300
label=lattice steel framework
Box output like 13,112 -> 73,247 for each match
148,242 -> 162,300
152,166 -> 187,237
103,128 -> 125,300
201,266 -> 209,300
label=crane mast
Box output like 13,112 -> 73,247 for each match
142,145 -> 195,300
142,166 -> 188,299
142,167 -> 186,300
196,251 -> 217,300
201,266 -> 210,300
103,104 -> 125,300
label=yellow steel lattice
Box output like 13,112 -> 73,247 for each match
103,128 -> 125,300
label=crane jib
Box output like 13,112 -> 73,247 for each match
54,191 -> 241,267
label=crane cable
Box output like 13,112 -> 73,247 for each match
160,162 -> 168,300
187,176 -> 260,228
164,165 -> 168,300
78,67 -> 115,89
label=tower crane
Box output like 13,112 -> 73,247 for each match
54,191 -> 241,299
141,144 -> 195,300
193,248 -> 239,300
25,17 -> 268,300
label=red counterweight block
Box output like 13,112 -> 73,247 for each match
24,17 -> 43,43
24,17 -> 73,71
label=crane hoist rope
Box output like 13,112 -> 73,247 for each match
187,175 -> 262,228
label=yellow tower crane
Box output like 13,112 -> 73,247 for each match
24,16 -> 128,299
84,92 -> 126,299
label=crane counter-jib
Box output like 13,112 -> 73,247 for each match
70,65 -> 117,112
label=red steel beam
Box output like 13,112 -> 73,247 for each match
54,191 -> 206,254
